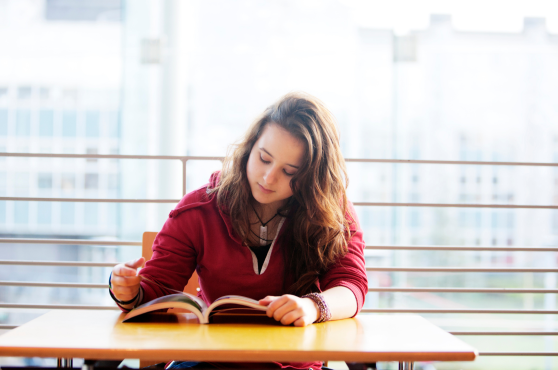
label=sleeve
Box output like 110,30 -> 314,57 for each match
137,207 -> 201,304
318,201 -> 368,316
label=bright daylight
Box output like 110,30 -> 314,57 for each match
0,0 -> 557,370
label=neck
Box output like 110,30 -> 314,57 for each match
251,199 -> 284,221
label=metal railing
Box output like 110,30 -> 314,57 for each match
1,152 -> 558,358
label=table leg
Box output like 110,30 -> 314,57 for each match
398,362 -> 414,370
82,359 -> 96,370
57,358 -> 73,368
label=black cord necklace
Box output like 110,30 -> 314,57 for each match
251,203 -> 280,246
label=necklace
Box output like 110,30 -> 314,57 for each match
251,203 -> 280,246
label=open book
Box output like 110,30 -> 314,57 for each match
122,292 -> 268,324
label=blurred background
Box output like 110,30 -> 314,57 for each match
0,0 -> 557,369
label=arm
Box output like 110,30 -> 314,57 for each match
108,196 -> 203,310
260,202 -> 367,326
259,285 -> 357,326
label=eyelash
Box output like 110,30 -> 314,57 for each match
259,155 -> 295,176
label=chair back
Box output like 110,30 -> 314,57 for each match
142,231 -> 200,296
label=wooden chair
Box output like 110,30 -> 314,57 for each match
142,231 -> 199,295
140,232 -> 200,368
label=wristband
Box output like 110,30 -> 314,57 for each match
108,272 -> 140,305
302,292 -> 332,323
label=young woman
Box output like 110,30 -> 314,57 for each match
109,92 -> 368,369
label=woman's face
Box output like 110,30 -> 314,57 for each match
246,123 -> 305,209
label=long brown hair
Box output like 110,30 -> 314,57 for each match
212,92 -> 351,295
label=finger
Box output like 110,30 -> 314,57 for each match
111,274 -> 142,287
258,296 -> 278,306
293,317 -> 309,327
266,296 -> 290,318
272,299 -> 298,322
125,257 -> 145,269
113,264 -> 140,277
279,308 -> 304,326
111,286 -> 139,302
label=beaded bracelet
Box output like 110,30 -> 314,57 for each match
108,272 -> 140,305
301,292 -> 332,323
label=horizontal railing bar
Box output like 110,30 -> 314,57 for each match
3,261 -> 555,271
0,238 -> 141,246
366,267 -> 558,272
0,281 -> 107,288
3,153 -> 556,167
353,202 -> 558,209
3,197 -> 555,208
0,153 -> 224,161
366,245 -> 558,252
0,197 -> 180,203
345,158 -> 558,167
0,260 -> 118,267
0,325 -> 17,330
0,240 -> 552,251
452,332 -> 558,335
368,287 -> 558,293
361,308 -> 558,314
480,352 -> 558,356
0,303 -> 119,310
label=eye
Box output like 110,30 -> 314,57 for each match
283,169 -> 295,176
259,155 -> 271,164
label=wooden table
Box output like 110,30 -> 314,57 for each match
0,310 -> 477,369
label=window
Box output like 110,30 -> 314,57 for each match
60,203 -> 74,225
14,202 -> 28,224
107,111 -> 120,137
37,173 -> 53,189
84,203 -> 98,225
0,172 -> 5,195
62,111 -> 77,137
16,110 -> 31,136
39,87 -> 50,99
410,210 -> 420,228
86,147 -> 98,162
37,202 -> 52,224
14,172 -> 29,195
0,201 -> 5,223
108,173 -> 118,189
84,173 -> 98,189
39,110 -> 54,136
61,173 -> 75,191
0,110 -> 7,135
17,86 -> 32,99
85,111 -> 99,137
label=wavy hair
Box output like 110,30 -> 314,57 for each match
212,92 -> 351,295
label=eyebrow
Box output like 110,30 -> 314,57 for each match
260,147 -> 299,169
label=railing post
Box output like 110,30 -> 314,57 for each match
57,358 -> 73,368
182,158 -> 188,195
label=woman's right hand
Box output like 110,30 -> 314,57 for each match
111,257 -> 145,302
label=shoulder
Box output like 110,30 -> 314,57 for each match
168,171 -> 221,219
168,184 -> 217,219
345,199 -> 360,232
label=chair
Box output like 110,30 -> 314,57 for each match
142,231 -> 200,295
140,232 -> 200,368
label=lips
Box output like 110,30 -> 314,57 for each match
258,183 -> 274,194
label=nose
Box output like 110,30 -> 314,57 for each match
263,166 -> 279,185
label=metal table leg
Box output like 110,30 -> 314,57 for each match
398,362 -> 414,370
57,358 -> 73,368
82,359 -> 96,370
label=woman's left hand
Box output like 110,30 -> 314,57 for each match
259,295 -> 319,327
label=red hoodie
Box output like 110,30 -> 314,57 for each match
135,172 -> 368,369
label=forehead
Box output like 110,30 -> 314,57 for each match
256,123 -> 305,166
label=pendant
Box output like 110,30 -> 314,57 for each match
260,226 -> 267,246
